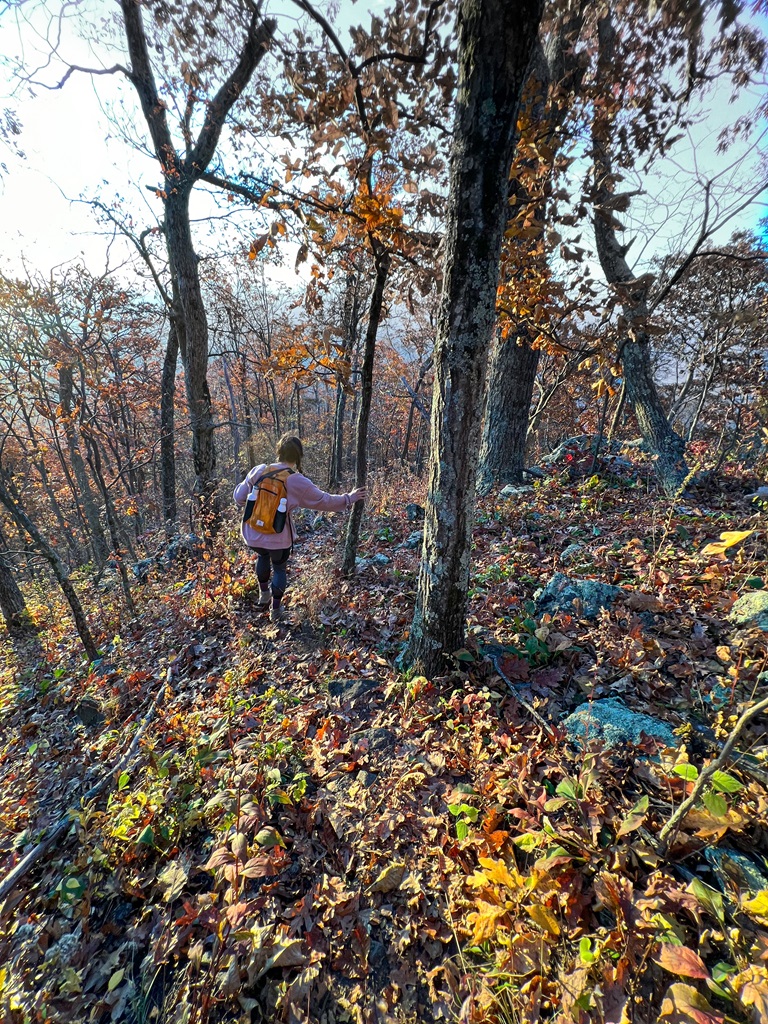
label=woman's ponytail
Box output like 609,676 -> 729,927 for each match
276,434 -> 304,473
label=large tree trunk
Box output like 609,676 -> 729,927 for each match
478,10 -> 587,493
342,245 -> 391,575
329,272 -> 365,489
0,552 -> 31,631
407,0 -> 544,677
478,338 -> 539,491
119,0 -> 274,510
161,316 -> 179,533
164,189 -> 218,503
592,14 -> 687,496
58,365 -> 110,564
0,473 -> 98,661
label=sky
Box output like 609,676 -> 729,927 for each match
0,1 -> 766,290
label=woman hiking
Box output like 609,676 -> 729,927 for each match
234,434 -> 366,622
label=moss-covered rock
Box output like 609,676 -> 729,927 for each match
729,591 -> 768,631
563,698 -> 676,752
536,573 -> 623,620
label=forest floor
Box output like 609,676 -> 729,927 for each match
1,461 -> 768,1024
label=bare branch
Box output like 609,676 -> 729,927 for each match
46,63 -> 131,91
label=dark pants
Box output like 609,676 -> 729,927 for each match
252,546 -> 291,603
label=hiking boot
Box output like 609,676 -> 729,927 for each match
257,589 -> 271,606
270,605 -> 288,623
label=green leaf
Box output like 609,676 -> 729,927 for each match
673,763 -> 699,781
137,825 -> 155,846
711,962 -> 736,984
579,937 -> 596,963
556,779 -> 579,801
513,833 -> 546,852
107,969 -> 125,992
117,772 -> 130,791
254,827 -> 285,849
746,577 -> 765,589
710,770 -> 742,794
702,790 -> 728,818
689,878 -> 725,925
456,820 -> 469,840
451,649 -> 475,663
616,795 -> 649,838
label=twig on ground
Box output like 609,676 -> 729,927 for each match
659,693 -> 768,853
0,680 -> 168,904
488,654 -> 558,742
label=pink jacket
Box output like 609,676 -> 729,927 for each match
234,463 -> 351,549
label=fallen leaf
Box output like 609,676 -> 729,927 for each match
626,591 -> 664,612
701,530 -> 754,556
616,795 -> 649,838
368,861 -> 407,893
658,982 -> 723,1023
732,965 -> 768,1024
156,857 -> 190,903
655,943 -> 710,980
467,900 -> 508,944
741,890 -> 768,925
526,903 -> 561,937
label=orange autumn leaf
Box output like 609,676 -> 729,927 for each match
655,943 -> 710,980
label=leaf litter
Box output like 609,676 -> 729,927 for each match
0,471 -> 767,1023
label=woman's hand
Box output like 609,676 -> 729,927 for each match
348,487 -> 366,504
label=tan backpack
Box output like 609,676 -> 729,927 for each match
243,466 -> 295,534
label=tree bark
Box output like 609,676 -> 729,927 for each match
342,245 -> 391,575
407,0 -> 544,677
0,473 -> 98,661
0,551 -> 31,631
478,337 -> 539,491
119,0 -> 275,507
161,315 -> 179,533
592,14 -> 687,496
478,10 -> 587,493
82,430 -> 137,616
329,273 -> 363,489
58,365 -> 110,564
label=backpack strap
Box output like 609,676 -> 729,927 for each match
254,466 -> 296,485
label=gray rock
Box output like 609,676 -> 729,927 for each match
74,697 -> 105,727
164,533 -> 204,564
396,530 -> 423,551
559,543 -> 584,565
536,573 -> 623,620
328,678 -> 381,704
352,727 -> 396,755
499,484 -> 534,499
704,847 -> 768,894
563,698 -> 676,752
132,557 -> 156,582
405,503 -> 425,522
729,591 -> 768,631
370,553 -> 391,566
541,435 -> 591,465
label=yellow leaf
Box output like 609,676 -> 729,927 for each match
526,903 -> 561,936
467,900 -> 508,944
741,889 -> 768,923
477,856 -> 521,890
701,530 -> 754,556
368,862 -> 406,893
733,966 -> 768,1022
